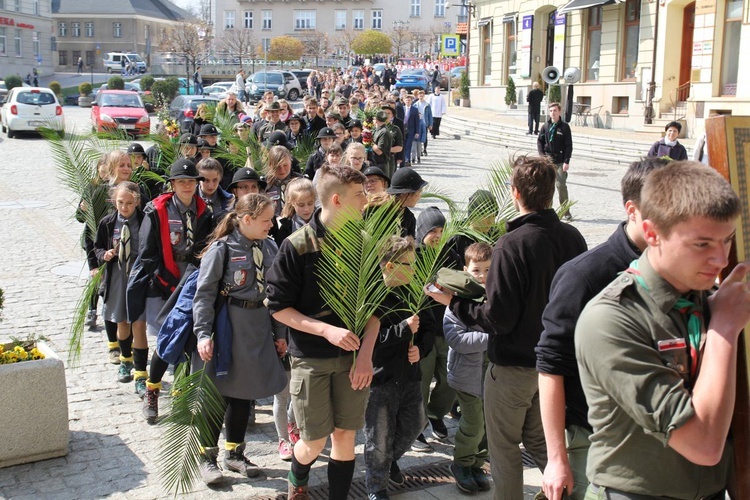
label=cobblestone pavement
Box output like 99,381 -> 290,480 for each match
0,106 -> 625,499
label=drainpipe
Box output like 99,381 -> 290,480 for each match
645,0 -> 660,124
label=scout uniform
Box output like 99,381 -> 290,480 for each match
372,114 -> 394,178
575,252 -> 731,499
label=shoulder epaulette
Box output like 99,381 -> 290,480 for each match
602,273 -> 636,302
287,225 -> 322,256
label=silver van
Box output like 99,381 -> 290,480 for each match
103,53 -> 147,74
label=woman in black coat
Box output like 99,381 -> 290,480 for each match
647,121 -> 688,161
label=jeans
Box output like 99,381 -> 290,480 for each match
420,335 -> 456,422
453,390 -> 488,468
364,380 -> 426,494
484,363 -> 547,500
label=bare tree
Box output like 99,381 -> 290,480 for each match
335,30 -> 358,65
160,20 -> 210,93
301,31 -> 329,69
429,23 -> 451,57
411,28 -> 431,57
216,28 -> 257,70
389,26 -> 413,58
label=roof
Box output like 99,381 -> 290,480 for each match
52,0 -> 190,21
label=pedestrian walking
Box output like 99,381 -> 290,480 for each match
77,57 -> 84,74
538,102 -> 574,219
193,66 -> 203,95
526,82 -> 544,135
429,87 -> 447,139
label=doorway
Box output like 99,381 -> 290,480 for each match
545,11 -> 556,68
678,2 -> 695,101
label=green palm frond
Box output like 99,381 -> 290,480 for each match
211,104 -> 238,134
158,365 -> 227,495
146,133 -> 179,174
421,187 -> 460,215
67,266 -> 104,366
317,203 -> 401,340
245,131 -> 265,172
214,139 -> 252,171
293,133 -> 317,164
355,108 -> 378,123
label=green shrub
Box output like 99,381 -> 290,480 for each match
459,70 -> 470,99
78,82 -> 93,96
107,76 -> 125,90
505,77 -> 517,105
151,78 -> 179,106
549,84 -> 561,106
49,81 -> 62,96
4,75 -> 22,91
141,75 -> 155,92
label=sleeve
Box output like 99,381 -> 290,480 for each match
563,125 -> 573,163
647,141 -> 659,158
575,301 -> 696,445
416,307 -> 436,360
676,144 -> 688,161
537,126 -> 546,156
443,309 -> 489,354
265,238 -> 304,314
192,241 -> 225,342
126,210 -> 160,321
93,217 -> 110,265
692,136 -> 705,162
304,154 -> 316,179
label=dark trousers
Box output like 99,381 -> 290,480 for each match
432,117 -> 442,137
528,110 -> 541,134
364,380 -> 426,494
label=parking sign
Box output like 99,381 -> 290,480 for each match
441,35 -> 460,57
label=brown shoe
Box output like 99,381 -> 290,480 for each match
288,482 -> 309,500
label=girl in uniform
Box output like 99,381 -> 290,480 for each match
193,193 -> 287,484
271,178 -> 315,247
264,146 -> 301,217
93,182 -> 146,386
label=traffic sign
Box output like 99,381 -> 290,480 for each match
441,34 -> 460,57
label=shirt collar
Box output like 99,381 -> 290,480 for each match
172,194 -> 196,215
637,250 -> 685,314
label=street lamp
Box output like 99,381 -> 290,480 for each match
446,0 -> 477,85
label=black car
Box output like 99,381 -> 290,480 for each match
167,95 -> 220,133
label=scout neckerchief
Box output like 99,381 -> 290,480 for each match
185,210 -> 194,251
626,259 -> 703,379
548,120 -> 558,142
118,220 -> 131,274
252,242 -> 265,294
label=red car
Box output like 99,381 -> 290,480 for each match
91,90 -> 150,137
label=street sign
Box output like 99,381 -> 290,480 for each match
441,34 -> 460,57
36,54 -> 41,64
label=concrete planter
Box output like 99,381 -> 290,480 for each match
0,341 -> 69,468
460,98 -> 471,108
78,96 -> 93,108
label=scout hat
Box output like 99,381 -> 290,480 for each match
287,114 -> 303,123
347,119 -> 363,130
316,127 -> 337,139
381,103 -> 396,114
375,111 -> 389,123
168,158 -> 203,181
179,133 -> 198,145
363,165 -> 390,186
336,97 -> 348,106
264,130 -> 293,150
199,123 -> 219,136
228,167 -> 267,190
468,189 -> 498,217
127,143 -> 145,155
197,138 -> 214,150
265,101 -> 281,111
416,206 -> 446,245
435,268 -> 486,300
387,167 -> 428,195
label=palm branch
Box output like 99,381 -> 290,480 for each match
145,133 -> 179,174
67,267 -> 104,366
292,133 -> 317,164
355,107 -> 379,124
317,203 -> 401,348
158,364 -> 227,495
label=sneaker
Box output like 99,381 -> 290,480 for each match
450,462 -> 479,494
108,348 -> 121,365
562,212 -> 573,221
411,433 -> 433,453
143,388 -> 159,424
368,490 -> 390,500
472,467 -> 491,492
288,483 -> 309,500
199,447 -> 223,485
288,422 -> 301,445
429,417 -> 448,439
389,461 -> 405,486
224,443 -> 261,477
85,310 -> 97,329
117,361 -> 134,383
278,439 -> 293,461
134,378 -> 147,399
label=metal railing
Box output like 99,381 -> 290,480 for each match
669,81 -> 690,120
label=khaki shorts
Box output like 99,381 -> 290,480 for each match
289,355 -> 370,442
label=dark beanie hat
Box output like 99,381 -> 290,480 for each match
416,206 -> 446,245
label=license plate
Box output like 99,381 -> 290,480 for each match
28,121 -> 44,126
119,124 -> 135,130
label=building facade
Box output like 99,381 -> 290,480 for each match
465,0 -> 748,136
0,0 -> 54,80
51,0 -> 188,72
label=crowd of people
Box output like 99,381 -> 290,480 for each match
75,65 -> 744,500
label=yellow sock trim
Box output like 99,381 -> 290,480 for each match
134,371 -> 148,381
108,341 -> 119,350
199,446 -> 206,454
146,380 -> 162,391
120,355 -> 134,363
225,441 -> 242,451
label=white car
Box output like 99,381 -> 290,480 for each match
1,87 -> 65,138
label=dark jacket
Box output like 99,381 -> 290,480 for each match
126,193 -> 213,322
404,105 -> 421,139
304,148 -> 327,179
94,210 -> 145,302
304,115 -> 326,137
536,222 -> 640,431
526,88 -> 544,113
647,139 -> 688,161
538,118 -> 573,165
451,209 -> 587,367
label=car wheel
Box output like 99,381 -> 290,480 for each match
1,121 -> 5,133
287,89 -> 299,101
7,126 -> 14,138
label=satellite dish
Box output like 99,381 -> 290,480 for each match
563,67 -> 581,84
542,66 -> 561,84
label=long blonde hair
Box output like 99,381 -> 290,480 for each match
280,178 -> 315,219
265,145 -> 293,186
105,150 -> 131,185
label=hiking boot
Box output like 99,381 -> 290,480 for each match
472,467 -> 491,492
199,447 -> 223,485
288,482 -> 309,500
143,387 -> 159,424
134,378 -> 147,399
288,422 -> 301,445
429,417 -> 448,439
411,433 -> 433,453
389,461 -> 405,486
450,462 -> 479,493
368,490 -> 390,500
117,361 -> 134,383
108,347 -> 121,365
223,443 -> 261,477
278,439 -> 293,461
85,310 -> 97,329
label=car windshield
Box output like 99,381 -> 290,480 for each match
101,94 -> 142,107
17,91 -> 55,105
254,73 -> 283,85
401,69 -> 424,76
128,55 -> 144,63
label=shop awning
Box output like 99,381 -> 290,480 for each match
558,0 -> 615,14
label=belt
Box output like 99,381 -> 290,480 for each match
227,296 -> 263,309
589,485 -> 725,500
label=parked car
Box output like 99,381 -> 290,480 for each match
201,85 -> 228,100
102,52 -> 147,74
290,69 -> 313,94
450,66 -> 467,79
177,77 -> 199,96
246,71 -> 302,102
0,80 -> 32,101
91,90 -> 150,137
1,87 -> 65,138
167,95 -> 220,133
372,63 -> 386,80
394,68 -> 431,92
64,82 -> 141,106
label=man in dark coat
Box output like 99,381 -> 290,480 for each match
527,82 -> 545,135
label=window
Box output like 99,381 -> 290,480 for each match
435,0 -> 446,17
295,10 -> 316,30
0,28 -> 5,55
587,7 -> 602,81
621,0 -> 640,80
335,10 -> 346,30
0,0 -> 4,10
354,10 -> 364,30
33,31 -> 39,56
86,50 -> 94,66
480,22 -> 492,84
85,22 -> 94,38
59,50 -> 67,65
12,0 -> 19,11
721,0 -> 742,95
504,18 -> 517,78
244,10 -> 253,29
34,0 -> 39,16
71,22 -> 80,37
14,28 -> 21,56
411,0 -> 421,17
262,10 -> 272,30
225,11 -> 235,29
58,22 -> 66,37
113,22 -> 122,38
72,50 -> 80,65
371,10 -> 383,30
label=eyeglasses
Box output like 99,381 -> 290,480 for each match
350,156 -> 365,161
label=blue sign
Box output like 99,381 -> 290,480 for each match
445,38 -> 456,51
36,54 -> 42,64
441,35 -> 460,57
